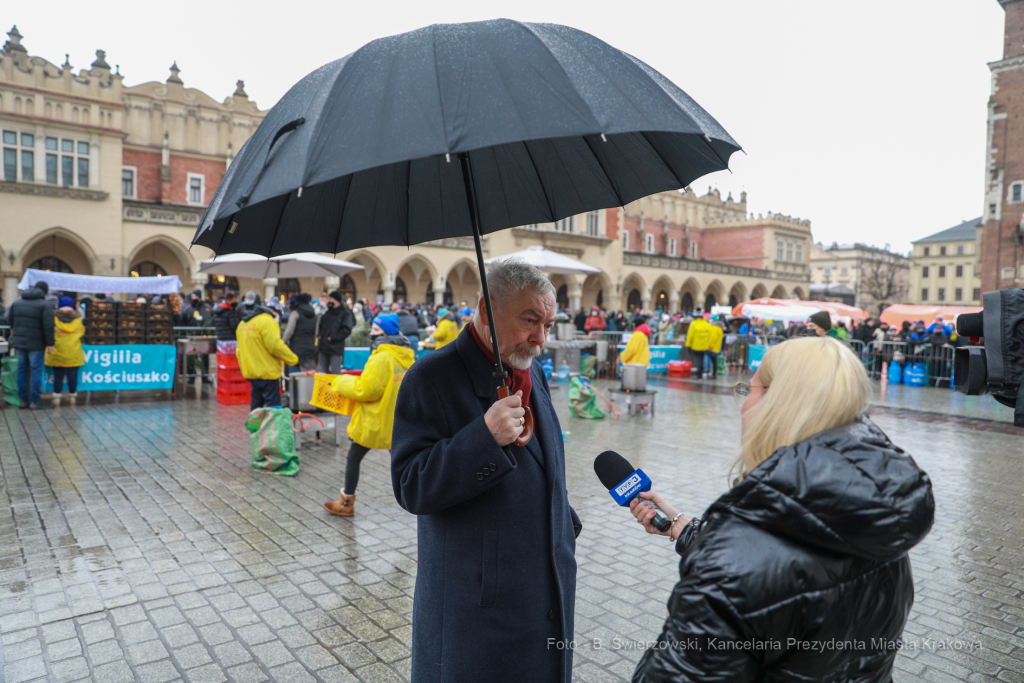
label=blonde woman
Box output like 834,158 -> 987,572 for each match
629,337 -> 934,682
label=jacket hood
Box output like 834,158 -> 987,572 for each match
214,303 -> 236,315
240,303 -> 275,322
23,288 -> 45,300
713,417 -> 934,563
293,302 -> 316,319
56,309 -> 81,324
372,339 -> 416,367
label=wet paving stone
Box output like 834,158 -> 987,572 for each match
1,378 -> 1022,681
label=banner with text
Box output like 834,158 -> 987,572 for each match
45,345 -> 176,392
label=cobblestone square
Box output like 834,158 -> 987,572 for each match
1,378 -> 1022,682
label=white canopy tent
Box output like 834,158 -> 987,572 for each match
741,303 -> 822,322
18,269 -> 183,294
198,252 -> 364,279
484,245 -> 601,275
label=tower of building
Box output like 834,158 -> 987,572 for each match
982,0 -> 1024,291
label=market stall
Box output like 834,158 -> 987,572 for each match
16,269 -> 183,393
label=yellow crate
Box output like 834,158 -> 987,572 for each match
309,374 -> 356,416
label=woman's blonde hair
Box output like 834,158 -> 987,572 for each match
735,337 -> 870,481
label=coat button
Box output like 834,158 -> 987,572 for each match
476,472 -> 483,480
489,463 -> 497,471
548,609 -> 556,620
483,469 -> 491,476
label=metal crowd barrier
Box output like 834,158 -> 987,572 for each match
864,340 -> 955,386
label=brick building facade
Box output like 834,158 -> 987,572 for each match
982,0 -> 1024,291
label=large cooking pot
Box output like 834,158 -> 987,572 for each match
556,322 -> 576,341
621,363 -> 647,391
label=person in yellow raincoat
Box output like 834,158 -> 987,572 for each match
45,296 -> 85,404
235,291 -> 298,409
620,322 -> 651,368
324,314 -> 415,517
685,314 -> 712,379
705,319 -> 725,379
431,308 -> 459,348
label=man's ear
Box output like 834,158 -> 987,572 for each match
476,299 -> 489,328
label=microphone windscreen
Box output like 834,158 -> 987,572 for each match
594,450 -> 637,490
956,312 -> 984,338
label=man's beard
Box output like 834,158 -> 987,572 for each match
505,343 -> 541,370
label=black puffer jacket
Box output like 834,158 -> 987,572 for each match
287,303 -> 318,365
213,303 -> 241,341
318,304 -> 355,356
6,287 -> 55,351
633,417 -> 934,683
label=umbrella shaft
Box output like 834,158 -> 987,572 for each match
459,153 -> 507,384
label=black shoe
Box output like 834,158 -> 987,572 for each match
30,401 -> 55,410
18,402 -> 31,410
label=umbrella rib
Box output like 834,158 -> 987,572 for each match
520,142 -> 555,221
580,135 -> 626,207
638,132 -> 684,188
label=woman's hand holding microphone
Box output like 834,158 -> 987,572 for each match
630,491 -> 689,541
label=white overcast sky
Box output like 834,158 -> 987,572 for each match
9,0 -> 1006,254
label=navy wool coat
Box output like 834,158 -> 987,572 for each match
392,326 -> 580,683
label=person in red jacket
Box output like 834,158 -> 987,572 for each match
583,305 -> 606,332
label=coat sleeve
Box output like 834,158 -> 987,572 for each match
333,355 -> 388,403
43,304 -> 56,347
282,313 -> 298,344
632,582 -> 758,683
391,371 -> 517,515
621,333 -> 640,364
260,317 -> 298,366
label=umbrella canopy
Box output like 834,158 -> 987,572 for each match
190,19 -> 739,445
742,303 -> 822,322
484,246 -> 601,275
730,297 -> 797,317
197,252 -> 364,279
879,304 -> 981,329
803,300 -> 869,322
192,19 -> 740,255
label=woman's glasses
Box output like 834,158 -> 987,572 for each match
733,382 -> 767,408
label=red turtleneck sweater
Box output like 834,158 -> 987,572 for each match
469,324 -> 533,411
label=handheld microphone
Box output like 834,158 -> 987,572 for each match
594,450 -> 672,532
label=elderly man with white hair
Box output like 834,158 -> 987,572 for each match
391,259 -> 581,683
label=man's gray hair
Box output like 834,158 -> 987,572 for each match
484,259 -> 555,308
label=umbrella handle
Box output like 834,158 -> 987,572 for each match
497,385 -> 534,447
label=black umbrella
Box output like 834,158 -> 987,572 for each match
193,19 -> 740,444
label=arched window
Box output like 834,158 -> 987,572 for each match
728,294 -> 738,308
425,279 -> 454,305
28,256 -> 73,273
276,278 -> 301,299
394,276 -> 407,303
681,292 -> 694,313
627,289 -> 642,311
130,261 -> 167,277
595,289 -> 603,308
338,274 -> 356,300
206,274 -> 240,298
654,290 -> 668,310
704,293 -> 717,311
556,284 -> 569,309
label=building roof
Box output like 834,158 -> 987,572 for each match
913,217 -> 982,244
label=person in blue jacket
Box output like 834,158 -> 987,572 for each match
391,259 -> 581,683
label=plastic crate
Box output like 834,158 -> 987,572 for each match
309,371 -> 361,415
88,301 -> 117,312
668,361 -> 691,378
119,301 -> 146,311
216,387 -> 250,405
146,311 -> 174,323
146,332 -> 174,345
216,352 -> 239,370
217,375 -> 250,393
119,310 -> 147,322
84,336 -> 117,345
119,318 -> 145,330
85,310 -> 117,322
